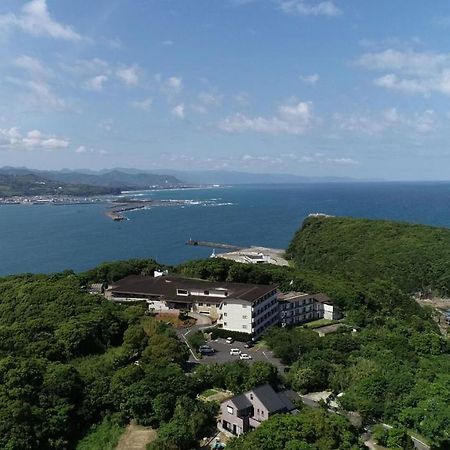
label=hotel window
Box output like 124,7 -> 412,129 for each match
242,315 -> 247,319
198,303 -> 204,306
227,406 -> 234,415
224,313 -> 227,317
206,303 -> 211,307
242,325 -> 247,329
224,322 -> 227,326
177,289 -> 188,296
204,290 -> 209,295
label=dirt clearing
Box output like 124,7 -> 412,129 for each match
115,423 -> 157,450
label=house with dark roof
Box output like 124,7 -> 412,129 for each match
219,384 -> 298,436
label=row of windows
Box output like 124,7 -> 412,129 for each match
222,312 -> 247,318
253,290 -> 276,307
179,289 -> 229,297
280,298 -> 313,309
282,306 -> 313,316
283,312 -> 321,324
253,309 -> 276,326
254,315 -> 278,335
253,298 -> 277,317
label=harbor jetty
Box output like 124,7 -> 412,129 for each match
105,199 -> 194,221
186,239 -> 243,251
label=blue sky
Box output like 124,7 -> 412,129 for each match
1,0 -> 450,179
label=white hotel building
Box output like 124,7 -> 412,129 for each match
106,274 -> 337,338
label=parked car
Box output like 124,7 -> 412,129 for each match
230,348 -> 241,355
240,353 -> 252,360
244,341 -> 254,348
226,337 -> 234,344
199,345 -> 215,355
199,344 -> 213,351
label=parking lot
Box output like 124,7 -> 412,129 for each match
190,337 -> 286,372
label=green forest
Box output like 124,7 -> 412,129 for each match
1,216 -> 450,449
287,215 -> 450,295
0,173 -> 120,197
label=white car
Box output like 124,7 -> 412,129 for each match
226,337 -> 234,344
240,353 -> 252,360
230,348 -> 241,355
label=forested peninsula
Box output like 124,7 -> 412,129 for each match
1,216 -> 449,450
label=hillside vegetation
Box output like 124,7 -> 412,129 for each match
287,216 -> 450,295
0,167 -> 184,191
0,173 -> 121,197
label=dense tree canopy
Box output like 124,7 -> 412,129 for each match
2,215 -> 450,449
226,408 -> 362,450
287,216 -> 450,295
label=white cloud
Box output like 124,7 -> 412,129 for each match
299,73 -> 319,85
0,0 -> 82,41
161,151 -> 357,170
14,55 -> 49,76
26,79 -> 66,110
162,76 -> 183,96
0,127 -> 69,151
233,91 -> 250,106
198,91 -> 222,106
60,58 -> 111,77
5,77 -> 66,111
116,65 -> 139,86
357,48 -> 450,96
219,100 -> 314,135
280,1 -> 342,17
130,97 -> 153,111
335,107 -> 438,135
171,104 -> 185,119
162,40 -> 173,46
74,145 -> 108,155
85,75 -> 108,92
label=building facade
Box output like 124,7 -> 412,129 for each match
278,292 -> 341,327
105,274 -> 340,337
217,287 -> 279,339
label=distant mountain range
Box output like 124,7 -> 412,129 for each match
146,169 -> 370,184
0,167 -> 377,194
0,172 -> 121,197
0,167 -> 185,194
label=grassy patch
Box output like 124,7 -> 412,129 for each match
408,429 -> 430,446
201,388 -> 220,398
255,340 -> 269,350
302,319 -> 338,329
76,416 -> 124,450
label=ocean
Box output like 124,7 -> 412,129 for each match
1,182 -> 450,276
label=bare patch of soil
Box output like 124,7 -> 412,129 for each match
116,424 -> 157,450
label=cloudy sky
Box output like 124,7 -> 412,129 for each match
1,0 -> 450,179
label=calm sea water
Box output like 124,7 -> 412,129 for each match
1,182 -> 450,276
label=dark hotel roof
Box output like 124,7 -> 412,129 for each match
108,275 -> 277,304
